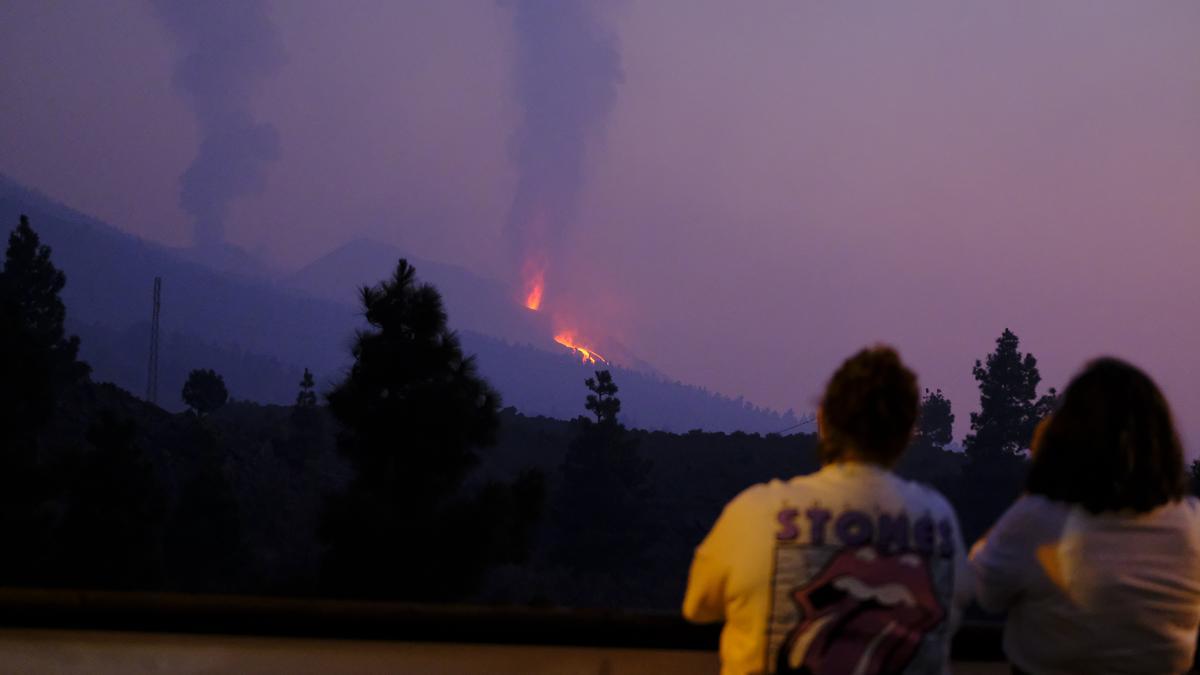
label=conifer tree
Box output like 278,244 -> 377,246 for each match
956,329 -> 1057,539
552,370 -> 654,575
897,388 -> 958,487
0,214 -> 89,584
913,389 -> 955,452
282,367 -> 322,467
0,214 -> 89,438
321,259 -> 539,599
585,370 -> 621,425
964,329 -> 1057,459
295,368 -> 317,408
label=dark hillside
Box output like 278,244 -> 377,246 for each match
14,375 -> 967,607
0,175 -> 355,397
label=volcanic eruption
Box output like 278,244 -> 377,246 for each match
523,263 -> 545,311
554,332 -> 608,365
503,0 -> 623,366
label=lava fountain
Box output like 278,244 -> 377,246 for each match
522,259 -> 545,311
524,275 -> 544,311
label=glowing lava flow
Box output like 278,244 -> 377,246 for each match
555,332 -> 608,365
516,270 -> 606,364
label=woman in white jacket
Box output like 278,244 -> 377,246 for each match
970,357 -> 1200,674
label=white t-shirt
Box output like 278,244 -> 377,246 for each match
683,461 -> 971,675
970,494 -> 1200,674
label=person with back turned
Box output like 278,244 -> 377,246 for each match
970,357 -> 1200,674
683,345 -> 971,675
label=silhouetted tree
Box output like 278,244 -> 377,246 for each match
321,259 -> 541,600
0,214 -> 90,584
295,368 -> 317,408
277,367 -> 323,471
182,368 -> 228,416
897,389 -> 958,488
914,389 -> 954,451
957,329 -> 1058,539
585,370 -> 621,424
0,214 -> 89,439
286,367 -> 321,453
964,329 -> 1057,459
551,370 -> 654,575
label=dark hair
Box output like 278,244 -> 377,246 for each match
820,345 -> 919,466
1026,357 -> 1186,513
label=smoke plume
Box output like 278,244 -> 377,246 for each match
503,0 -> 623,303
152,0 -> 285,249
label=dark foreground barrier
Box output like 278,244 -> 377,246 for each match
0,589 -> 1006,673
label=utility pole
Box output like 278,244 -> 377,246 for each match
146,276 -> 161,404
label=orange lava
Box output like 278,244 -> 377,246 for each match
524,282 -> 543,311
555,332 -> 608,365
525,281 -> 544,309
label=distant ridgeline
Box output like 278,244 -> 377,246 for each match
462,334 -> 801,433
0,174 -> 799,433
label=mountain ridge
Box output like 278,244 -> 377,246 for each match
0,174 -> 801,432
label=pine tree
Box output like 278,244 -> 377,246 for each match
0,214 -> 90,438
585,370 -> 621,424
321,259 -> 539,599
913,389 -> 954,451
326,260 -> 499,503
0,214 -> 90,584
551,370 -> 654,576
896,388 -> 959,493
287,367 -> 321,447
295,368 -> 317,408
956,329 -> 1057,540
964,329 -> 1057,459
279,367 -> 323,470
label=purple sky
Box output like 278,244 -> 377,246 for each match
3,1 -> 1200,450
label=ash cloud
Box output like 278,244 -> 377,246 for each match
503,0 -> 622,299
152,0 -> 285,249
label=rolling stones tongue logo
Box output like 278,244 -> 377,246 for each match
776,546 -> 945,675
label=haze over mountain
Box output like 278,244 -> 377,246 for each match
0,175 -> 800,433
286,238 -> 663,376
286,238 -> 550,349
